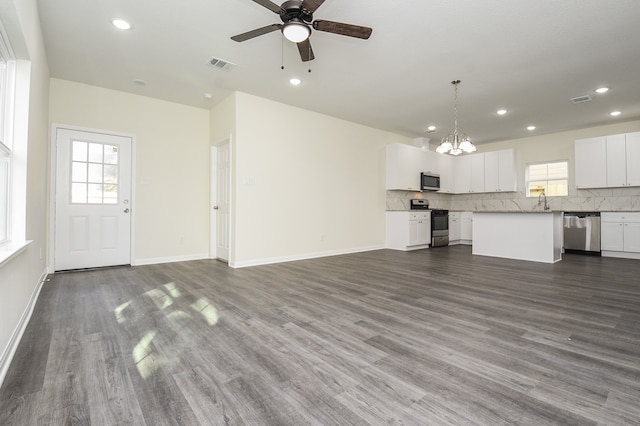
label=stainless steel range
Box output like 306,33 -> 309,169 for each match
431,209 -> 449,247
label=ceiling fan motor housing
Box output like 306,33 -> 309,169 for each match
280,0 -> 313,23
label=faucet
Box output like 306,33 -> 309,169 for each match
538,192 -> 550,210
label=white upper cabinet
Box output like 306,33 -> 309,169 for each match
575,136 -> 607,188
470,154 -> 485,193
625,132 -> 640,186
484,149 -> 517,192
575,132 -> 640,189
385,143 -> 426,191
606,134 -> 627,187
454,154 -> 485,193
385,143 -> 517,194
453,155 -> 472,193
437,154 -> 455,193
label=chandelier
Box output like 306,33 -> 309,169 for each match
436,79 -> 476,155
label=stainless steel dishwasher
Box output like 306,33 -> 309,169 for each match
563,212 -> 601,254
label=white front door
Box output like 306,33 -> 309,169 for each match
211,141 -> 230,262
54,128 -> 132,271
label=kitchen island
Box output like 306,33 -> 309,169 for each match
473,211 -> 563,263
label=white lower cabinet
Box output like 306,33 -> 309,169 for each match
386,211 -> 431,250
460,212 -> 473,244
601,212 -> 640,259
448,211 -> 472,245
449,212 -> 461,243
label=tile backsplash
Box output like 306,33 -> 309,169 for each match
386,187 -> 640,212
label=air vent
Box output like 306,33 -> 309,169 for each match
571,95 -> 592,104
208,57 -> 236,72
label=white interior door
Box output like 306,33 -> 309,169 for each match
211,141 -> 230,262
54,128 -> 132,271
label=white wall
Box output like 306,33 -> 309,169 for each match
49,79 -> 211,264
0,0 -> 50,384
228,92 -> 408,267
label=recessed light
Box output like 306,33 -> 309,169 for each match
526,125 -> 536,131
595,87 -> 609,94
112,18 -> 132,30
610,110 -> 621,117
204,93 -> 213,100
497,109 -> 507,115
289,78 -> 301,86
426,125 -> 436,132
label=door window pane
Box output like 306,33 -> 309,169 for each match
70,140 -> 119,204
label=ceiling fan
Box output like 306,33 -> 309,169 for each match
231,0 -> 373,62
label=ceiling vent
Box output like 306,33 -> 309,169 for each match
571,95 -> 592,104
208,57 -> 236,71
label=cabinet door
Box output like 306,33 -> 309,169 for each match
625,132 -> 640,186
408,219 -> 419,245
408,219 -> 430,246
449,212 -> 461,241
606,134 -> 627,187
417,220 -> 431,245
498,149 -> 517,192
470,154 -> 485,193
454,156 -> 472,193
575,137 -> 607,188
484,151 -> 500,192
601,222 -> 624,251
623,222 -> 640,253
461,212 -> 473,241
437,154 -> 454,193
386,144 -> 423,191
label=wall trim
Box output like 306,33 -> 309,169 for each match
133,252 -> 210,266
0,268 -> 48,388
230,244 -> 385,269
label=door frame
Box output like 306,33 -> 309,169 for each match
210,136 -> 232,262
49,124 -> 137,272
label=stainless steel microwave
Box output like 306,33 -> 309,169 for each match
420,172 -> 440,191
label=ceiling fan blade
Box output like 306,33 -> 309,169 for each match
231,24 -> 282,42
301,0 -> 326,13
312,20 -> 372,39
251,0 -> 284,14
297,39 -> 315,62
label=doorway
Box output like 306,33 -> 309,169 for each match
210,139 -> 230,262
53,127 -> 133,271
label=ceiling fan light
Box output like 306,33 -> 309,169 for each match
282,20 -> 311,43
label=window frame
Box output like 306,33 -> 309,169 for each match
0,29 -> 16,245
525,160 -> 569,197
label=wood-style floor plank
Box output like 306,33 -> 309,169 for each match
2,246 -> 640,425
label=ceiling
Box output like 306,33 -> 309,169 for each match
37,0 -> 640,145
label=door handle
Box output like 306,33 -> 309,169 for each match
213,206 -> 219,210
124,208 -> 130,213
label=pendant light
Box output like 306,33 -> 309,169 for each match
436,79 -> 476,155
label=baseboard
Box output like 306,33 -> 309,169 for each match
601,250 -> 640,260
132,252 -> 210,266
0,268 -> 48,388
230,244 -> 385,269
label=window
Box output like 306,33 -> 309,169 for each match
0,34 -> 16,244
526,161 -> 568,197
71,141 -> 119,204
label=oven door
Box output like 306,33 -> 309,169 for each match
431,210 -> 449,246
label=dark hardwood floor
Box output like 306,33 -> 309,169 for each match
2,246 -> 640,425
